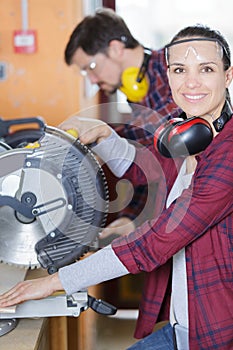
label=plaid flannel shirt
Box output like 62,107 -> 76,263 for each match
112,117 -> 233,349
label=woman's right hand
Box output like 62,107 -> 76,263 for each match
59,116 -> 112,145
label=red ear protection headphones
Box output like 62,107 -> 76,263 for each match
119,48 -> 152,102
154,101 -> 232,158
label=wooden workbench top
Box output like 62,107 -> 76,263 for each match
0,317 -> 49,350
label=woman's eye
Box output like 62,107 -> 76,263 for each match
173,67 -> 185,74
201,66 -> 213,73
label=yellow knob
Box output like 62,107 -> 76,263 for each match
66,128 -> 78,138
24,141 -> 40,149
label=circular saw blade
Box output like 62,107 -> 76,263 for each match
0,148 -> 44,268
0,126 -> 109,271
0,206 -> 45,268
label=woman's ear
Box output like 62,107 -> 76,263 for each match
167,68 -> 171,85
225,66 -> 233,88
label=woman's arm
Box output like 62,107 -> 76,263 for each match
0,245 -> 129,307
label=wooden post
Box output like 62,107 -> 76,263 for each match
49,317 -> 68,350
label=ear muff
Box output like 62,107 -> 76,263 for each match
154,117 -> 213,158
119,48 -> 152,103
120,67 -> 149,102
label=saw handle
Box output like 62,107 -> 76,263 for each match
0,116 -> 45,138
88,295 -> 117,315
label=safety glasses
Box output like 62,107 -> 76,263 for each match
165,38 -> 228,67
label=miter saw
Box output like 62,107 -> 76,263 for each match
0,116 -> 116,336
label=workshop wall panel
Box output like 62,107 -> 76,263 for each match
0,0 -> 90,126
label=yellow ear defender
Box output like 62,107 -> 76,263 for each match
120,67 -> 149,102
119,48 -> 152,103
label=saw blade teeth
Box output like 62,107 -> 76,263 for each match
0,258 -> 39,269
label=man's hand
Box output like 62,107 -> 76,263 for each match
0,273 -> 63,307
59,116 -> 112,145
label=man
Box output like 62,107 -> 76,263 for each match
64,7 -> 181,238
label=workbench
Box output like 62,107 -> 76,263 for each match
0,317 -> 49,350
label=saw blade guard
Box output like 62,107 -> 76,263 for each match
0,125 -> 109,273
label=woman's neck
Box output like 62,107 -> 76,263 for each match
186,155 -> 197,174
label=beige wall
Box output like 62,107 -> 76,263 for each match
0,0 -> 97,127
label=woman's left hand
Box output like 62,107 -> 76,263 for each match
0,273 -> 63,307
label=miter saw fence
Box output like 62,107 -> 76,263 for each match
0,117 -> 109,274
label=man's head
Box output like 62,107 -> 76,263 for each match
65,8 -> 139,63
64,8 -> 141,96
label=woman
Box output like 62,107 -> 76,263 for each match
1,25 -> 233,349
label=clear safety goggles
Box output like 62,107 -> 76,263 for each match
165,38 -> 228,66
80,61 -> 97,76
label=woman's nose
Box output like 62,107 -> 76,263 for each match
185,72 -> 201,89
